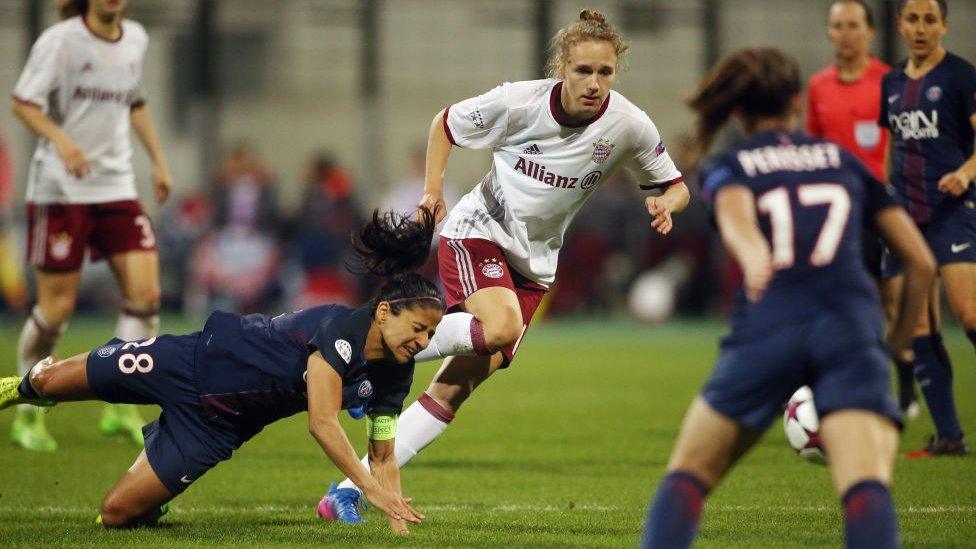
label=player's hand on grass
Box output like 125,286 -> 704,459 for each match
153,163 -> 173,204
937,169 -> 971,197
418,192 -> 447,224
363,486 -> 424,527
645,197 -> 673,235
387,515 -> 410,535
56,139 -> 90,179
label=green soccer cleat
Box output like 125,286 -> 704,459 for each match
99,404 -> 145,447
11,406 -> 58,452
0,376 -> 55,410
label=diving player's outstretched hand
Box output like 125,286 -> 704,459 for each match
418,192 -> 447,224
363,486 -> 424,529
645,197 -> 673,235
937,169 -> 972,197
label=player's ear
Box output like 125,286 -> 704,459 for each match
374,301 -> 390,325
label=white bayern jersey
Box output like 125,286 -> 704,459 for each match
13,16 -> 148,204
441,79 -> 683,286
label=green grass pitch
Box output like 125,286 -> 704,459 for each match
0,316 -> 973,547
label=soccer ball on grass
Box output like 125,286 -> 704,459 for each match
783,386 -> 827,465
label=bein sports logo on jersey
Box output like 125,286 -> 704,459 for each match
591,137 -> 615,164
478,258 -> 505,279
335,339 -> 353,364
889,110 -> 939,140
357,380 -> 373,399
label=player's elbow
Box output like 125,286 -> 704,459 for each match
308,414 -> 338,439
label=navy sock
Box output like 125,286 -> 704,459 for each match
912,334 -> 962,440
843,480 -> 898,549
893,358 -> 915,403
641,471 -> 708,549
17,374 -> 41,400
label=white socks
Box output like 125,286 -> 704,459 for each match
116,301 -> 160,341
17,306 -> 64,411
413,312 -> 491,363
338,393 -> 455,493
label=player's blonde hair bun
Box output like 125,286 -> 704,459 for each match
546,9 -> 629,78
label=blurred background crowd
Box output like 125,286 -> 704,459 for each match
1,0 -> 974,324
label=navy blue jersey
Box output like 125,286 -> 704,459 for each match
879,52 -> 976,224
701,131 -> 898,338
193,305 -> 413,433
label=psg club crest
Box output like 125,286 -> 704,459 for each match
49,233 -> 72,261
97,345 -> 118,358
479,258 -> 505,279
591,137 -> 615,165
926,85 -> 942,102
357,380 -> 373,399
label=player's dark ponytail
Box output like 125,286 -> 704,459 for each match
686,48 -> 800,164
351,207 -> 444,314
59,0 -> 89,19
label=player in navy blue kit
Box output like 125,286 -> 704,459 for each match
879,0 -> 976,458
0,209 -> 442,534
640,49 -> 935,549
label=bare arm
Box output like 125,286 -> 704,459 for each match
937,114 -> 976,197
417,108 -> 454,223
368,435 -> 413,534
873,207 -> 937,355
130,104 -> 172,204
645,182 -> 691,235
11,101 -> 89,178
305,352 -> 422,526
714,185 -> 772,303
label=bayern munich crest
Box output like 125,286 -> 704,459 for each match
357,379 -> 373,399
49,233 -> 72,261
591,137 -> 615,164
926,85 -> 942,102
479,258 -> 505,279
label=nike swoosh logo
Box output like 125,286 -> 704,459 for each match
180,475 -> 194,484
951,242 -> 972,253
888,94 -> 900,104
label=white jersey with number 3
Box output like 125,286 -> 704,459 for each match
441,79 -> 682,286
13,16 -> 148,204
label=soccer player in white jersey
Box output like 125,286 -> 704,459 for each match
323,10 -> 690,518
10,0 -> 172,451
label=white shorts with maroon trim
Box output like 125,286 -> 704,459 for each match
437,236 -> 547,365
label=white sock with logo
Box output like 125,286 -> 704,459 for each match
413,312 -> 491,362
337,394 -> 454,493
17,306 -> 64,411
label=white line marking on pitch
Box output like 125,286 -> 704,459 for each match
1,504 -> 973,515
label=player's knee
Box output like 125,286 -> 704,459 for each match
481,310 -> 523,351
124,288 -> 162,311
99,494 -> 139,528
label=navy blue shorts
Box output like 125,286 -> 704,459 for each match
701,310 -> 902,432
87,334 -> 244,496
882,201 -> 976,278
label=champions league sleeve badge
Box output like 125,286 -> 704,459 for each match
335,339 -> 353,364
591,137 -> 615,164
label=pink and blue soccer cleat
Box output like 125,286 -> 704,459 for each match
317,483 -> 365,524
